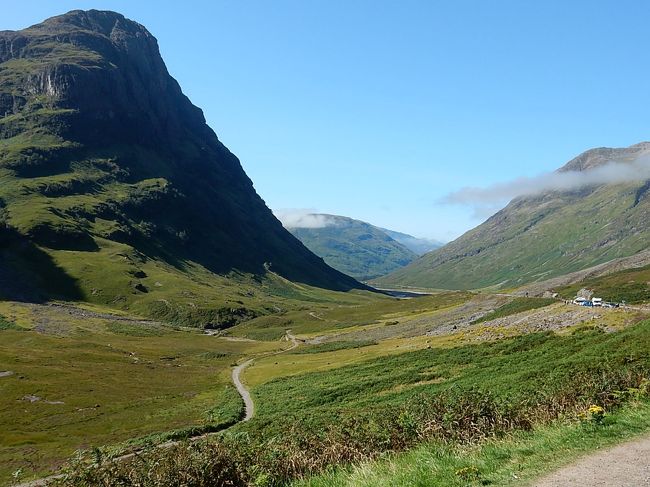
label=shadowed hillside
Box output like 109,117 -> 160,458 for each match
0,10 -> 364,311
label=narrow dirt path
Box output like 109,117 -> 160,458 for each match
230,330 -> 299,421
232,359 -> 255,421
532,435 -> 650,486
14,331 -> 300,487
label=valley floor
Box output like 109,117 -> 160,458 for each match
2,286 -> 650,486
0,300 -> 281,483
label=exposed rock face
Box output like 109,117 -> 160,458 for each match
0,10 -> 361,293
1,10 -> 229,157
559,142 -> 650,172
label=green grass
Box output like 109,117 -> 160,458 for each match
30,237 -> 381,328
243,320 -> 650,444
378,179 -> 650,290
229,291 -> 471,340
297,400 -> 650,487
0,301 -> 281,484
111,382 -> 244,454
471,297 -> 557,324
0,314 -> 19,330
557,264 -> 650,304
50,319 -> 650,486
105,321 -> 168,337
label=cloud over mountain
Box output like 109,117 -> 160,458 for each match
443,155 -> 650,216
274,209 -> 337,229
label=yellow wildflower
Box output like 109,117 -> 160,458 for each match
588,405 -> 604,414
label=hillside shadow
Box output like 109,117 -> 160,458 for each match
119,223 -> 369,294
0,227 -> 84,303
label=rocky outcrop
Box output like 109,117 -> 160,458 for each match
559,142 -> 650,172
0,10 -> 363,292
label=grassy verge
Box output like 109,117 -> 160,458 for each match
298,400 -> 650,487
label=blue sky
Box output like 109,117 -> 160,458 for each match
4,1 -> 650,241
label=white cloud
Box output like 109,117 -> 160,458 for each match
442,155 -> 650,215
273,208 -> 336,229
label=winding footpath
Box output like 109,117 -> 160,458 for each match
231,330 -> 299,422
232,359 -> 256,421
15,331 -> 299,487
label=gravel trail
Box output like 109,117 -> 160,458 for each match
533,435 -> 650,486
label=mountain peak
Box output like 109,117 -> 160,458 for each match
0,10 -> 363,308
28,10 -> 145,38
285,214 -> 418,281
0,9 -> 195,148
558,141 -> 650,173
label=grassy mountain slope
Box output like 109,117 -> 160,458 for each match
517,248 -> 650,297
556,264 -> 650,304
377,143 -> 650,290
287,214 -> 417,280
0,10 -> 364,321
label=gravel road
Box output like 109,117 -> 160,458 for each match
533,435 -> 650,486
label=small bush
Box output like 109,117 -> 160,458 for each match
455,465 -> 481,481
0,315 -> 19,330
199,351 -> 231,360
56,442 -> 246,487
586,405 -> 605,424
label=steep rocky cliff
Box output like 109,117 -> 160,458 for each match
0,10 -> 362,307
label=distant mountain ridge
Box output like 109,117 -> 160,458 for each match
0,10 -> 363,318
283,214 -> 419,281
378,228 -> 444,255
377,142 -> 650,290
